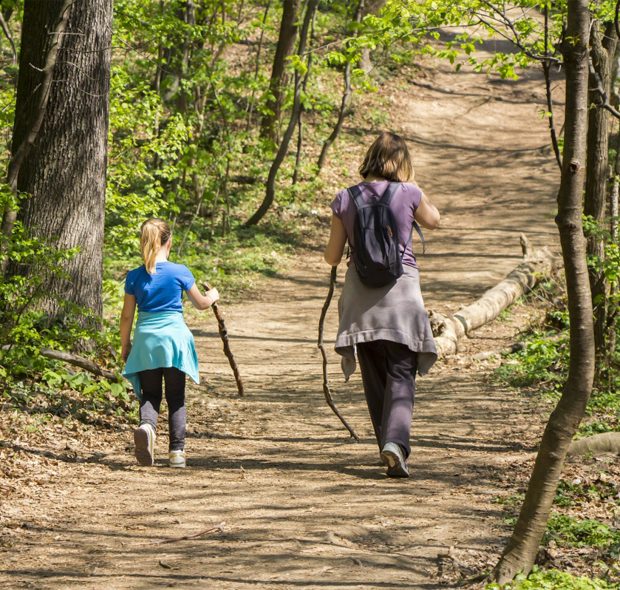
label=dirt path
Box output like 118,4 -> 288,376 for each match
1,60 -> 560,589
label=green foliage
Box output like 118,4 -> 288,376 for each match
494,276 -> 619,434
1,373 -> 135,427
486,566 -> 615,590
554,478 -> 620,509
495,330 -> 569,392
0,188 -> 130,420
545,514 -> 620,552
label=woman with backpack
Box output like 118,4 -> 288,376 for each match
324,131 -> 440,478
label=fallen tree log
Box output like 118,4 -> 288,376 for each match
566,432 -> 620,458
431,242 -> 559,358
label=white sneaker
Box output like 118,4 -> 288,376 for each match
380,442 -> 409,478
134,423 -> 156,466
169,450 -> 186,468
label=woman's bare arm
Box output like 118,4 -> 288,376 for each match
415,192 -> 440,230
324,214 -> 348,266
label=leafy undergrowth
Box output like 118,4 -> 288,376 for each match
491,464 -> 620,586
487,566 -> 617,589
494,278 -> 619,436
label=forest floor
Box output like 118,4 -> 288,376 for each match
1,55 -> 610,589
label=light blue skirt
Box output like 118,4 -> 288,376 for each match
123,311 -> 200,400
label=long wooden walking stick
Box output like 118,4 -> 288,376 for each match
202,281 -> 244,396
317,266 -> 359,441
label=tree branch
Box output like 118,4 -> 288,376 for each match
0,9 -> 16,64
1,0 -> 73,247
589,51 -> 620,119
543,4 -> 562,170
39,348 -> 122,382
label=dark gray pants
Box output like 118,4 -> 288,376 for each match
357,340 -> 417,458
138,367 -> 186,451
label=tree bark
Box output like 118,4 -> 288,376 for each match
39,348 -> 121,382
494,0 -> 595,582
246,0 -> 272,129
246,0 -> 319,226
259,0 -> 300,144
8,0 -> 112,320
292,9 -> 315,185
1,0 -> 71,248
0,8 -> 16,63
359,0 -> 385,73
585,21 -> 616,375
317,0 -> 364,172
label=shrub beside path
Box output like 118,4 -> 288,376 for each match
0,60 -> 560,589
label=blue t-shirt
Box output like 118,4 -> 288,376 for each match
125,262 -> 195,313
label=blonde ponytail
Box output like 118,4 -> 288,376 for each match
140,218 -> 171,274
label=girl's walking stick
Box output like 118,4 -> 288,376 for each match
202,281 -> 244,396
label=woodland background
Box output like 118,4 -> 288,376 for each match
0,1 -> 619,588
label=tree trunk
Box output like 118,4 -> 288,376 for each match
9,0 -> 112,320
585,21 -> 616,376
161,1 -> 196,113
317,0 -> 364,172
567,432 -> 620,457
259,0 -> 300,144
246,0 -> 272,129
292,10 -> 315,185
359,0 -> 385,73
246,0 -> 319,226
494,0 -> 595,583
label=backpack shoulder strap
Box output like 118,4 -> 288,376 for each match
378,182 -> 396,205
347,185 -> 364,210
412,220 -> 426,255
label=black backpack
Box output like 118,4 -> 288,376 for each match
348,183 -> 423,288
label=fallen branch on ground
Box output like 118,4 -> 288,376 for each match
39,349 -> 121,382
566,432 -> 620,458
430,238 -> 559,358
131,523 -> 225,547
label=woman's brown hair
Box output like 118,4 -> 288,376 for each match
140,218 -> 171,274
359,131 -> 413,182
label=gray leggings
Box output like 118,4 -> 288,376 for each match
357,340 -> 417,458
138,367 -> 186,451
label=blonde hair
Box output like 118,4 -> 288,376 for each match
359,131 -> 414,182
140,218 -> 171,274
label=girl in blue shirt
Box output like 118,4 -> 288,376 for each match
120,218 -> 219,468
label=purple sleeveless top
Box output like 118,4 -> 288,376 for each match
330,181 -> 422,268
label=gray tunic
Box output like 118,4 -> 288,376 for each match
335,264 -> 437,380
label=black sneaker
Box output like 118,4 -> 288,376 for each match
380,442 -> 409,478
